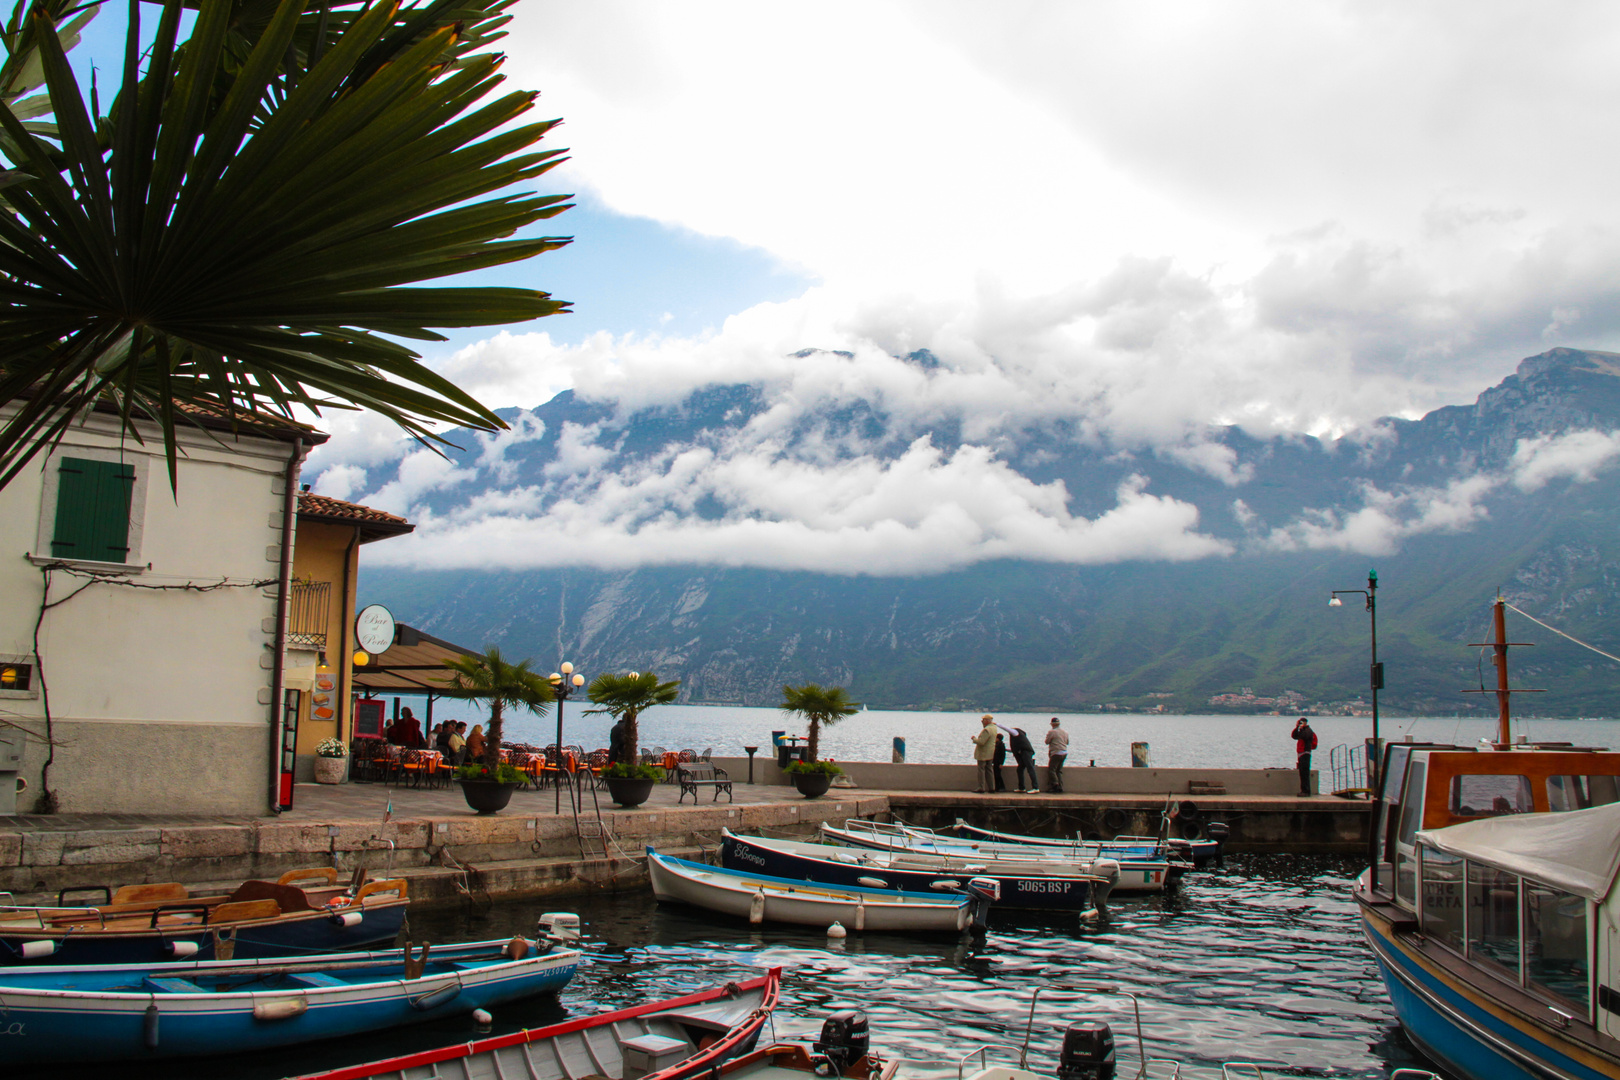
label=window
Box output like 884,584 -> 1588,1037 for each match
0,654 -> 36,700
1420,847 -> 1465,949
1525,884 -> 1589,1012
1451,774 -> 1533,817
1394,760 -> 1426,907
50,457 -> 135,563
1468,862 -> 1520,978
1547,775 -> 1620,812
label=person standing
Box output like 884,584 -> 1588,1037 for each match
1044,717 -> 1069,793
1293,717 -> 1318,796
971,714 -> 998,793
1002,724 -> 1038,792
992,731 -> 1009,792
608,716 -> 628,765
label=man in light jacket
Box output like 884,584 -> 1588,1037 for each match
971,714 -> 998,793
1044,716 -> 1070,793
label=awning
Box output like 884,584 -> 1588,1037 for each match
351,622 -> 480,693
1419,800 -> 1620,901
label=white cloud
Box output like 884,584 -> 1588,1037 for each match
1263,474 -> 1500,556
1511,429 -> 1620,491
361,450 -> 477,516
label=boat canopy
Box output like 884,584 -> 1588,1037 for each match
1418,800 -> 1620,901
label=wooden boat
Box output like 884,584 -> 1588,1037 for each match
948,819 -> 1223,867
817,821 -> 1175,894
0,935 -> 581,1064
0,867 -> 409,966
647,849 -> 993,932
290,967 -> 781,1080
721,830 -> 1114,914
1356,597 -> 1620,1080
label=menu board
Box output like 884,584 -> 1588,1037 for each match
354,698 -> 386,740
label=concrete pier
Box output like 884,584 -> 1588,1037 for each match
0,767 -> 1373,905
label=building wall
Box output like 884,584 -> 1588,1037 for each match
0,409 -> 303,815
290,519 -> 360,778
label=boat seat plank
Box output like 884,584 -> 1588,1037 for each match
289,972 -> 349,988
211,898 -> 282,924
144,975 -> 206,994
111,882 -> 189,905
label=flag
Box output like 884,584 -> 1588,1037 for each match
382,798 -> 392,826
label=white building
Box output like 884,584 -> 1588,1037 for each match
0,404 -> 325,815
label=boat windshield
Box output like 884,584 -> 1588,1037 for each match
1546,774 -> 1620,812
1450,774 -> 1533,818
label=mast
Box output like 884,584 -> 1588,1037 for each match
1493,597 -> 1511,746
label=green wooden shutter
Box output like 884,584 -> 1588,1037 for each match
51,458 -> 135,562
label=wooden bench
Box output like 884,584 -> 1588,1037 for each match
676,762 -> 733,804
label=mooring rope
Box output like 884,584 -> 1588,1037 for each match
1505,602 -> 1620,666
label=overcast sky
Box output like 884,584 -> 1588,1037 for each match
76,3 -> 1620,571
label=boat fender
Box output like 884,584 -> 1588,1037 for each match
410,981 -> 462,1012
854,898 -> 866,932
143,1003 -> 160,1049
329,910 -> 364,928
928,879 -> 962,891
856,876 -> 889,889
20,940 -> 55,960
749,888 -> 766,925
504,935 -> 531,960
253,996 -> 309,1021
163,940 -> 198,959
473,1008 -> 493,1032
827,921 -> 847,939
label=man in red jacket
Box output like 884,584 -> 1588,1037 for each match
1293,717 -> 1318,796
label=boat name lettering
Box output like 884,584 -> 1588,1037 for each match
0,1021 -> 23,1036
1015,880 -> 1071,893
734,849 -> 766,867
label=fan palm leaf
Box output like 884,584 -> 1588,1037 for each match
438,645 -> 553,769
585,670 -> 681,766
780,682 -> 861,763
0,0 -> 572,491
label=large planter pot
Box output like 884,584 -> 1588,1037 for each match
604,776 -> 656,808
457,779 -> 521,815
790,772 -> 832,799
314,756 -> 347,784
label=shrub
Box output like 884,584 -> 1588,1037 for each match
316,737 -> 348,759
785,759 -> 843,777
455,761 -> 526,784
601,762 -> 665,781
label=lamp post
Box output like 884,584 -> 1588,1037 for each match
548,661 -> 586,814
1329,570 -> 1382,787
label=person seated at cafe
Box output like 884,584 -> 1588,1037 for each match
385,715 -> 405,745
435,721 -> 454,755
447,721 -> 467,765
466,724 -> 487,762
398,707 -> 426,749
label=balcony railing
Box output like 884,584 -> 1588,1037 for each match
288,580 -> 332,648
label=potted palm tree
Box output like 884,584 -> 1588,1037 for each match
586,671 -> 681,807
779,683 -> 861,798
439,647 -> 554,814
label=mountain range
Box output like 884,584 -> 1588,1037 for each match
350,347 -> 1620,716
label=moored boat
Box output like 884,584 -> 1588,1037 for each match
648,848 -> 993,932
0,935 -> 580,1063
1355,597 -> 1620,1080
817,821 -> 1176,893
291,968 -> 781,1080
0,866 -> 408,965
948,818 -> 1224,867
721,830 -> 1115,914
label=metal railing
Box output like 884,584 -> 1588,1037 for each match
288,579 -> 332,649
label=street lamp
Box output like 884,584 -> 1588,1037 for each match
548,661 -> 586,814
1329,570 -> 1382,788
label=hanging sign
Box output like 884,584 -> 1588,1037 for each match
355,604 -> 396,655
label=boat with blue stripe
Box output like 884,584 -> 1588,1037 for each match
0,934 -> 581,1063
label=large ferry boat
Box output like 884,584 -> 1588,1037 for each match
1355,598 -> 1620,1080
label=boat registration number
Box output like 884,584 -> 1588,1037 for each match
1014,880 -> 1072,894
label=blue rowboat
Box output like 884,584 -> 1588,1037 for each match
291,967 -> 780,1080
0,935 -> 581,1063
0,867 -> 408,966
649,848 -> 994,932
721,830 -> 1110,914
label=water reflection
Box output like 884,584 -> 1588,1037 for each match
24,854 -> 1443,1080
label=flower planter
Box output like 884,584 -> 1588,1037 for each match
790,772 -> 832,799
604,776 -> 656,808
457,779 -> 521,814
314,757 -> 347,784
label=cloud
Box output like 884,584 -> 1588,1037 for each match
1263,474 -> 1500,556
1511,429 -> 1620,491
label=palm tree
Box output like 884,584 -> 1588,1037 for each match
586,670 -> 681,767
438,646 -> 553,771
0,0 -> 573,491
779,683 -> 861,764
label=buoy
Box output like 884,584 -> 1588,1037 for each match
826,921 -> 847,938
20,940 -> 56,960
330,910 -> 364,928
854,898 -> 866,932
143,1004 -> 160,1049
163,940 -> 198,959
473,1008 -> 493,1032
749,888 -> 766,925
504,935 -> 531,960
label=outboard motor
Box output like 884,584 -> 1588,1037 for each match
1203,821 -> 1230,865
1087,860 -> 1120,921
538,912 -> 581,946
963,877 -> 999,932
813,1009 -> 870,1077
1056,1021 -> 1116,1080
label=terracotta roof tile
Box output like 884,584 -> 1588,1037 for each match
297,492 -> 414,539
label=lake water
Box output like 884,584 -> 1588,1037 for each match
47,853 -> 1443,1080
409,699 -> 1620,770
